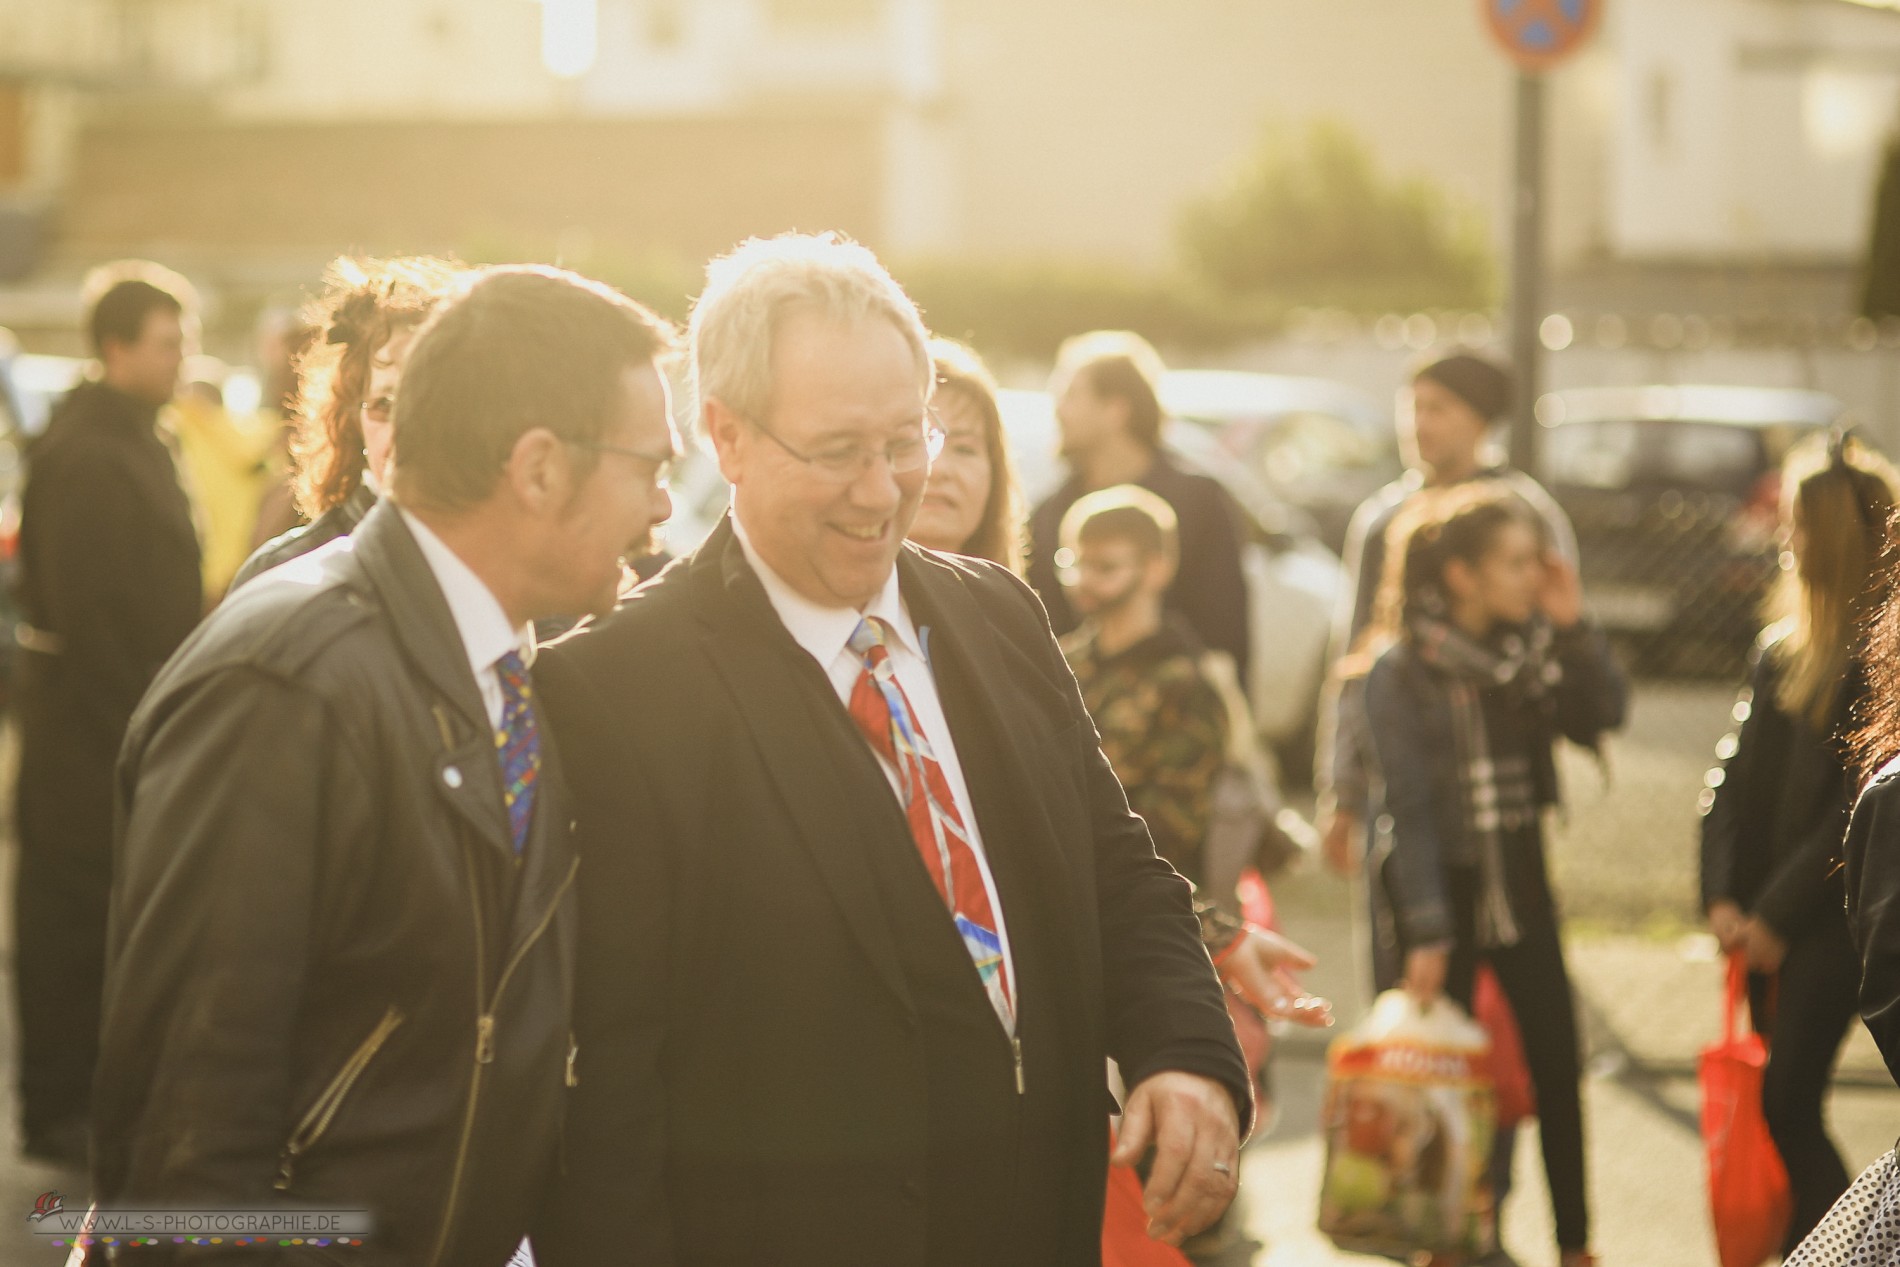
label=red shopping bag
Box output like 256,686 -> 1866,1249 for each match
1700,953 -> 1791,1267
1103,1125 -> 1194,1267
1474,966 -> 1536,1124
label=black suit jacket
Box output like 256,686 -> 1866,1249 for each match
532,518 -> 1248,1267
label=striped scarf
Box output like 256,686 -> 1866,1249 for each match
1407,610 -> 1561,949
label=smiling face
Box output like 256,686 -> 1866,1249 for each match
909,387 -> 992,554
712,310 -> 929,609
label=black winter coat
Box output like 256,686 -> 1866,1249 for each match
15,380 -> 202,861
93,501 -> 577,1266
1700,636 -> 1858,943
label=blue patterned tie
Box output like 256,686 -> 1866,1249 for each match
494,650 -> 540,854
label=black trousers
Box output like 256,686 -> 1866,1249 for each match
1746,913 -> 1860,1254
1427,861 -> 1590,1254
12,681 -> 116,1146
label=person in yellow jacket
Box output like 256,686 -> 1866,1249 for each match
168,359 -> 276,603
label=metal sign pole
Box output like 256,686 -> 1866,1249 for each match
1509,69 -> 1545,474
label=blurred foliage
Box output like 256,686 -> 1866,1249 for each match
899,259 -> 1283,362
1180,120 -> 1498,313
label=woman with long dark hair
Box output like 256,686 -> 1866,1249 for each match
906,337 -> 1026,572
1352,483 -> 1624,1267
229,255 -> 462,589
1704,433 -> 1898,1250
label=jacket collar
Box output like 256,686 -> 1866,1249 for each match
351,499 -> 494,736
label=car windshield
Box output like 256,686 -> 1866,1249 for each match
1540,419 -> 1809,492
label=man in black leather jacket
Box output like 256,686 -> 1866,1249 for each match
90,266 -> 680,1265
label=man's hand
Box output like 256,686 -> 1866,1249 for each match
1111,1071 -> 1241,1246
1218,926 -> 1333,1027
1319,809 -> 1360,877
1740,917 -> 1788,974
1707,900 -> 1747,954
1403,945 -> 1450,1006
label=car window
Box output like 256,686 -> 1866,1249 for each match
1249,411 -> 1385,484
1543,419 -> 1771,491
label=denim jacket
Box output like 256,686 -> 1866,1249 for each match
1361,620 -> 1627,953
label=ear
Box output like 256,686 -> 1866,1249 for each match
705,397 -> 748,485
502,426 -> 571,515
1146,552 -> 1178,593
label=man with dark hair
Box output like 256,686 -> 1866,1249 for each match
1026,330 -> 1252,681
13,262 -> 201,1166
91,265 -> 679,1264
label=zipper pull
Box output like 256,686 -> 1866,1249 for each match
476,1014 -> 496,1065
565,1034 -> 579,1088
1011,1036 -> 1025,1096
273,1155 -> 296,1192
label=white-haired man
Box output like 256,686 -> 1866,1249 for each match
532,234 -> 1250,1266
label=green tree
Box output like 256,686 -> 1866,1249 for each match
1180,120 -> 1497,312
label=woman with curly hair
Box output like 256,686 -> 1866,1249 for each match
229,255 -> 463,590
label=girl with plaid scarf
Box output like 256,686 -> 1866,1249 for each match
1347,483 -> 1626,1267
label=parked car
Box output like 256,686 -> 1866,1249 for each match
1159,369 -> 1400,553
996,388 -> 1343,784
1534,384 -> 1841,677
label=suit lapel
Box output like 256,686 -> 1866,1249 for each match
692,521 -> 914,1012
351,500 -> 514,858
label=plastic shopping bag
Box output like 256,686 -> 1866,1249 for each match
1474,966 -> 1536,1125
1702,953 -> 1792,1267
1318,989 -> 1497,1260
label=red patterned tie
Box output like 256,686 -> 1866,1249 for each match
846,617 -> 1013,1032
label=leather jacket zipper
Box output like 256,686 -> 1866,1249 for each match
428,852 -> 580,1266
274,1005 -> 406,1192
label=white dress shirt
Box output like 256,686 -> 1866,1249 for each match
732,514 -> 1017,1007
400,509 -> 536,730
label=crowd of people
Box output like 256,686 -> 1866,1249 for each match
10,231 -> 1900,1267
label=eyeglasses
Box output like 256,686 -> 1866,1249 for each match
750,413 -> 946,483
360,395 -> 395,424
566,439 -> 677,488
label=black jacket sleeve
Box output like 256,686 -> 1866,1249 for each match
529,650 -> 675,1267
1002,570 -> 1253,1131
40,444 -> 203,740
1171,481 -> 1252,684
94,667 -> 358,1262
1844,764 -> 1900,1086
1550,620 -> 1627,747
1700,651 -> 1781,912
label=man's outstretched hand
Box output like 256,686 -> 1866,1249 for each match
1111,1071 -> 1241,1246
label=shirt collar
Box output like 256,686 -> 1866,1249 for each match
398,507 -> 535,679
730,511 -> 920,667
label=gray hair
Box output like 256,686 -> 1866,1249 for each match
689,232 -> 931,423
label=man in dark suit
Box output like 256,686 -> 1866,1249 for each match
534,235 -> 1250,1267
13,264 -> 203,1165
91,266 -> 679,1264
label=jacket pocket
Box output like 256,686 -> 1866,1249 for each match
274,1004 -> 405,1191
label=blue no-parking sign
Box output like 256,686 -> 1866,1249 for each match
1484,0 -> 1601,72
